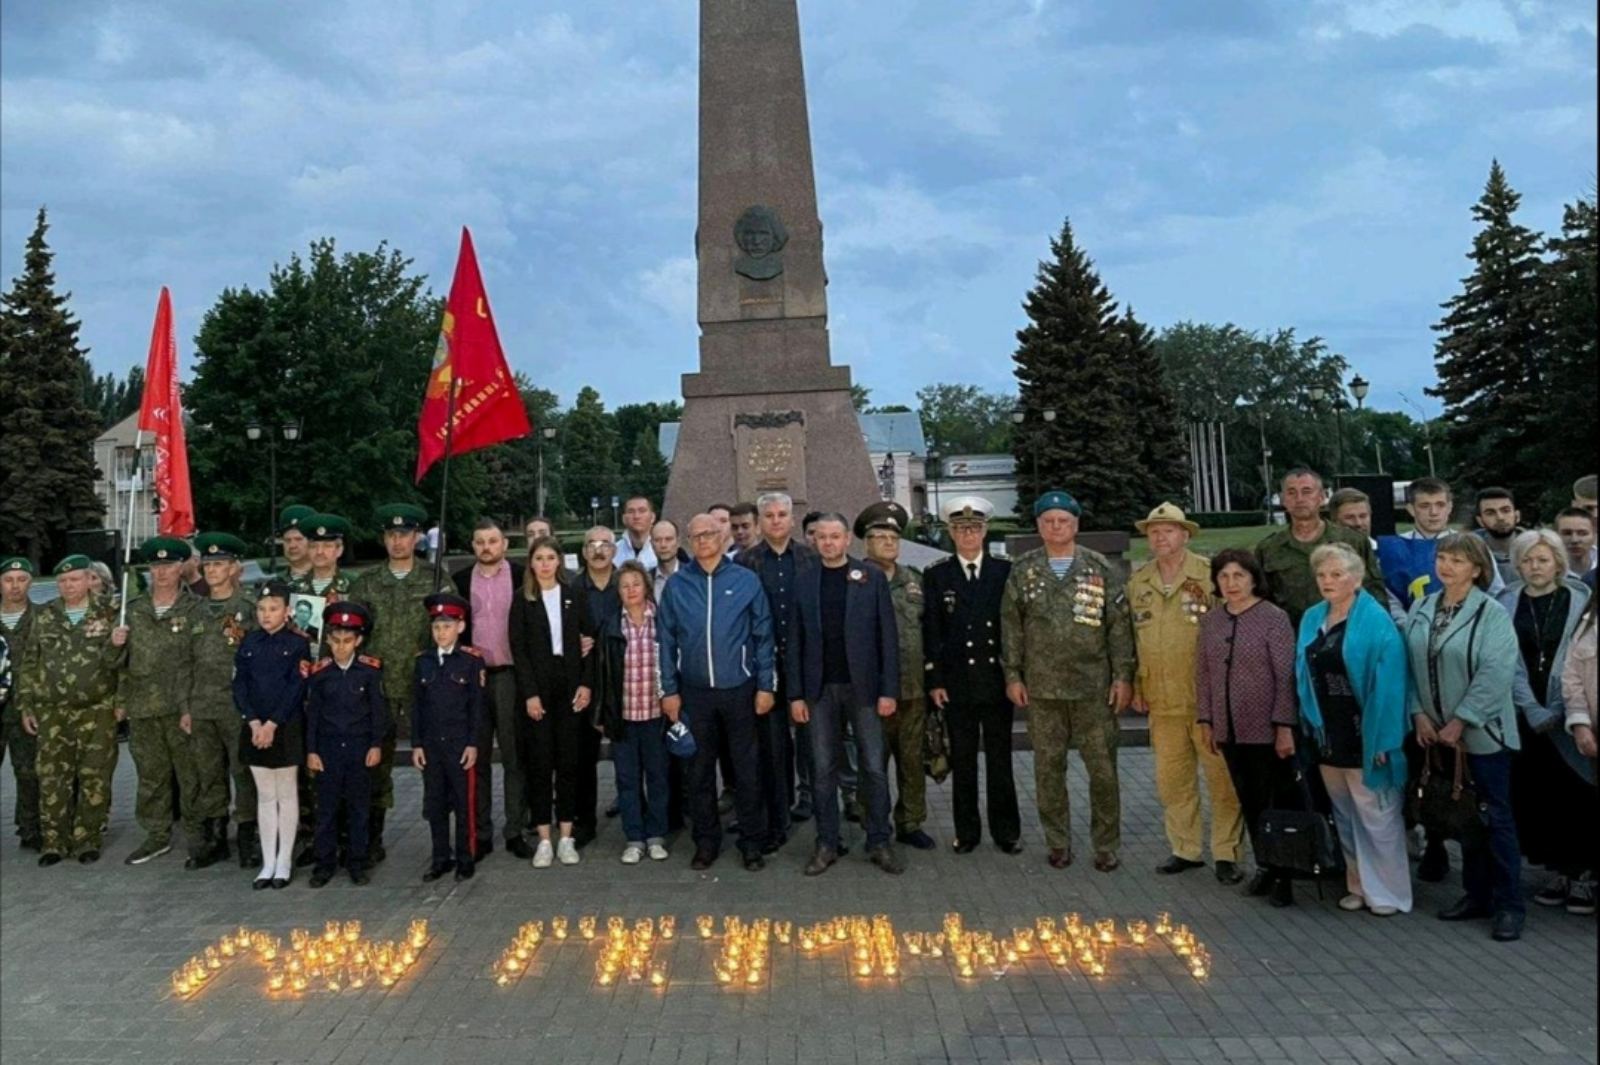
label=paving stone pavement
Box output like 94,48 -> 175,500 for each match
2,746 -> 1594,1065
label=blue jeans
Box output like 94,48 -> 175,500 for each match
808,683 -> 891,850
1464,750 -> 1523,916
614,718 -> 669,844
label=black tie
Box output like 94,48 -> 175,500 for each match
966,563 -> 977,582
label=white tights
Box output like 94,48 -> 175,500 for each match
250,766 -> 299,880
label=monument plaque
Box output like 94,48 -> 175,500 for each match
662,0 -> 881,523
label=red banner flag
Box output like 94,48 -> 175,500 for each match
415,228 -> 530,481
137,287 -> 195,536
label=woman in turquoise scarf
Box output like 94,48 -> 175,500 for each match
1296,543 -> 1412,915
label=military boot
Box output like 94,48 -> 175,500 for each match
237,821 -> 261,870
368,810 -> 387,864
184,820 -> 218,870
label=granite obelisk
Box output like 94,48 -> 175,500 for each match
662,0 -> 880,524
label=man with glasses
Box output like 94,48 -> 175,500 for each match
574,526 -> 619,847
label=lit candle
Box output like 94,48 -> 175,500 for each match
344,920 -> 362,943
267,968 -> 286,992
220,939 -> 236,958
579,916 -> 597,940
323,920 -> 340,943
697,915 -> 715,939
552,917 -> 569,940
659,916 -> 676,940
650,964 -> 667,988
1154,912 -> 1172,936
205,947 -> 222,970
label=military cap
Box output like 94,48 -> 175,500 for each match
375,503 -> 428,532
425,592 -> 471,621
52,554 -> 93,577
303,514 -> 351,542
195,532 -> 249,560
941,495 -> 994,525
139,536 -> 190,565
1032,489 -> 1082,519
255,578 -> 294,603
1134,501 -> 1200,536
278,504 -> 316,534
853,500 -> 911,540
323,601 -> 372,634
0,557 -> 35,576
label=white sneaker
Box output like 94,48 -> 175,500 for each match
1369,905 -> 1399,917
1338,893 -> 1366,912
532,839 -> 554,869
621,843 -> 644,865
557,837 -> 580,866
648,841 -> 669,862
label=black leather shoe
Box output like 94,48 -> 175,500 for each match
953,839 -> 979,855
1438,896 -> 1491,922
867,845 -> 905,875
422,861 -> 456,882
350,866 -> 371,886
760,833 -> 786,856
1246,869 -> 1276,896
1269,876 -> 1295,907
896,829 -> 937,851
996,840 -> 1024,856
1490,910 -> 1524,942
37,852 -> 62,867
604,801 -> 620,819
505,838 -> 532,860
804,846 -> 838,877
19,835 -> 42,853
455,861 -> 475,881
690,848 -> 717,871
1156,855 -> 1205,875
1215,860 -> 1245,885
253,876 -> 272,890
1417,839 -> 1450,883
742,852 -> 766,872
270,876 -> 290,889
78,849 -> 100,864
309,869 -> 333,888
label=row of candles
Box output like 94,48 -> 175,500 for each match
169,920 -> 430,999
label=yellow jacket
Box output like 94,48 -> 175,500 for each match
1128,551 -> 1216,714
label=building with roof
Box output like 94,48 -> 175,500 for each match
92,412 -> 158,545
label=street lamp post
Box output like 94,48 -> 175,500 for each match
1011,405 -> 1057,498
246,419 -> 301,571
537,425 -> 557,518
926,450 -> 942,538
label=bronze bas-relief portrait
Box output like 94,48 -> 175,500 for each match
733,205 -> 789,281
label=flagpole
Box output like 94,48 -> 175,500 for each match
117,430 -> 143,627
432,378 -> 460,591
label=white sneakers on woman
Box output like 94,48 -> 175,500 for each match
648,841 -> 669,862
557,837 -> 580,865
532,839 -> 554,868
621,843 -> 644,865
1338,893 -> 1367,911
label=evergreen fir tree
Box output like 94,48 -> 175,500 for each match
624,428 -> 670,510
1536,193 -> 1599,518
561,386 -> 620,522
1010,218 -> 1143,529
1117,307 -> 1190,509
1431,161 -> 1549,499
0,208 -> 105,566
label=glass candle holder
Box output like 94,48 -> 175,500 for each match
551,917 -> 569,940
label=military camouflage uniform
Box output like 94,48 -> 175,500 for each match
20,598 -> 126,856
880,564 -> 928,834
348,563 -> 434,811
1,604 -> 40,845
185,590 -> 258,824
1254,522 -> 1387,630
1001,546 -> 1135,857
118,588 -> 202,852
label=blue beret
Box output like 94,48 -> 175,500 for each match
1032,490 -> 1082,519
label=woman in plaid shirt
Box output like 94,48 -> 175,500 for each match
610,562 -> 671,864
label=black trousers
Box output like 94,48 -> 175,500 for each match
1220,741 -> 1302,871
754,678 -> 793,840
422,737 -> 473,866
517,678 -> 584,828
945,692 -> 1020,847
683,681 -> 766,857
314,742 -> 371,872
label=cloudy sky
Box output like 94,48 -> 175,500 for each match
2,1 -> 1594,415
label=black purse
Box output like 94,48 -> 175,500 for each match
1405,746 -> 1487,843
1256,769 -> 1340,897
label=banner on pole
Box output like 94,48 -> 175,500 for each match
138,287 -> 195,536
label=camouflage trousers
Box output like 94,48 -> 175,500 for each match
129,715 -> 201,848
1,715 -> 40,841
1027,698 -> 1121,856
36,703 -> 118,855
370,696 -> 406,813
881,697 -> 928,832
188,716 -> 256,824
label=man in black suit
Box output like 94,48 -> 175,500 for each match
921,496 -> 1022,854
452,519 -> 529,859
787,513 -> 903,877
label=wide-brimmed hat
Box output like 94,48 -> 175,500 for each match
1134,502 -> 1200,536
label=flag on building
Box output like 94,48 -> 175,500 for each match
415,227 -> 530,481
137,287 -> 195,536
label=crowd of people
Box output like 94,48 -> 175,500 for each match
0,472 -> 1595,943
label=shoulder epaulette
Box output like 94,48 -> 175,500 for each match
309,658 -> 334,675
459,645 -> 483,658
299,659 -> 312,678
358,654 -> 383,669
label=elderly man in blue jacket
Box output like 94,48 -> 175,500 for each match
658,513 -> 778,872
787,513 -> 904,877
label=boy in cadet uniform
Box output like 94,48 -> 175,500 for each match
289,513 -> 352,865
20,555 -> 127,865
1,556 -> 42,850
304,602 -> 388,887
278,505 -> 316,580
185,532 -> 260,869
412,593 -> 486,882
349,502 -> 435,863
115,537 -> 202,866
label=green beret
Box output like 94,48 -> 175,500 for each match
278,504 -> 316,533
375,503 -> 428,532
195,532 -> 249,560
0,557 -> 35,576
140,537 -> 190,565
1033,490 -> 1082,519
52,554 -> 93,577
853,500 -> 910,540
303,514 -> 351,542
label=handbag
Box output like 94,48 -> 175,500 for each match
1256,769 -> 1340,897
1405,746 -> 1487,843
923,705 -> 951,783
588,632 -> 626,743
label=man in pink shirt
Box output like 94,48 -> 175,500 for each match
453,519 -> 531,860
